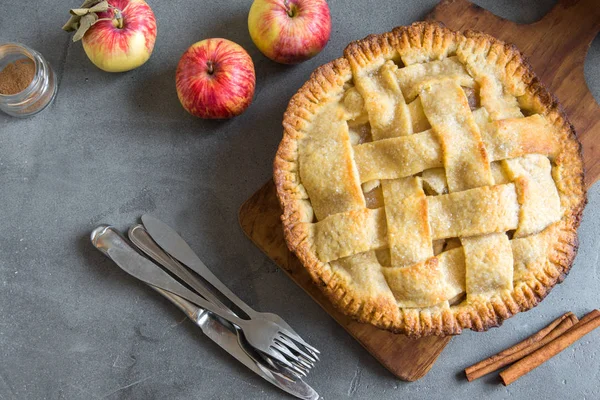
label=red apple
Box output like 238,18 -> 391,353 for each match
82,0 -> 157,72
248,0 -> 331,64
176,39 -> 256,119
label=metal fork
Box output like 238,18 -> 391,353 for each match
91,225 -> 315,376
140,214 -> 320,360
128,225 -> 316,376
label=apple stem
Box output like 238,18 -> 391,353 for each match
114,9 -> 124,29
107,5 -> 124,29
284,0 -> 295,17
206,60 -> 214,75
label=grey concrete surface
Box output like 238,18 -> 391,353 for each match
1,1 -> 599,399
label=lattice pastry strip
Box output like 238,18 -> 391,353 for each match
298,101 -> 365,220
314,208 -> 386,263
353,60 -> 412,139
331,251 -> 400,320
463,233 -> 514,301
352,113 -> 559,183
474,107 -> 559,161
353,130 -> 442,182
382,247 -> 465,307
428,183 -> 520,239
503,155 -> 561,237
511,226 -> 554,282
314,183 -> 521,262
478,75 -> 523,120
396,56 -> 475,101
381,177 -> 433,267
419,79 -> 494,192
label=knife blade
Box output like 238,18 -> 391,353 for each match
90,225 -> 318,400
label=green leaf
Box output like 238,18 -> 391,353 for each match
88,1 -> 109,13
72,13 -> 98,41
70,8 -> 90,16
63,0 -> 109,36
62,15 -> 81,32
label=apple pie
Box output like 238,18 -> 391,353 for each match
274,22 -> 586,337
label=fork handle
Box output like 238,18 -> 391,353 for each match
176,257 -> 257,318
141,214 -> 258,318
91,225 -> 249,329
128,225 -> 231,312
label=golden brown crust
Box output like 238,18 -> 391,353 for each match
274,22 -> 586,337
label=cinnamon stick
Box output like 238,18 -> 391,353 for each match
500,310 -> 600,385
571,309 -> 600,325
465,312 -> 576,381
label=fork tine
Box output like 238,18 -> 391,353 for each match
271,342 -> 312,373
271,341 -> 300,362
276,334 -> 318,362
297,344 -> 320,361
287,361 -> 310,377
279,330 -> 321,356
260,355 -> 299,383
287,364 -> 308,378
276,361 -> 307,378
274,338 -> 315,367
271,344 -> 313,376
276,347 -> 312,374
268,349 -> 308,377
298,353 -> 316,366
261,347 -> 295,369
291,354 -> 313,370
282,330 -> 321,355
297,342 -> 320,358
274,364 -> 304,381
290,363 -> 310,377
276,335 -> 303,353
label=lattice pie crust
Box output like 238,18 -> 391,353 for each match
274,23 -> 586,337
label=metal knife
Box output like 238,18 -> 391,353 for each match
90,225 -> 318,400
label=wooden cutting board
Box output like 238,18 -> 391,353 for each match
239,0 -> 600,382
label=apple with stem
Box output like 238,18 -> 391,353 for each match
63,0 -> 157,72
248,0 -> 331,64
176,39 -> 256,119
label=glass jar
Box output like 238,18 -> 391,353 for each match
0,43 -> 58,117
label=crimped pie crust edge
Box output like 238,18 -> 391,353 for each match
273,22 -> 586,337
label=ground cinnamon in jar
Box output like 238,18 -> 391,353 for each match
0,58 -> 35,95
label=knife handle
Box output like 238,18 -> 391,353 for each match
128,225 -> 231,311
91,225 -> 248,328
152,285 -> 202,321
